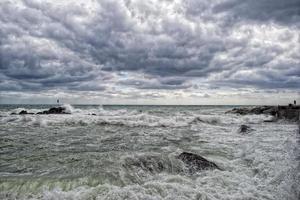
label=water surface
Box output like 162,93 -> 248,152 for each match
0,105 -> 299,199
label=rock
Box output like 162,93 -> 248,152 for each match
19,110 -> 28,115
226,107 -> 250,115
48,107 -> 65,114
238,125 -> 253,133
227,106 -> 276,115
277,107 -> 300,122
177,152 -> 220,173
12,107 -> 69,115
37,107 -> 69,114
227,105 -> 300,122
18,110 -> 34,115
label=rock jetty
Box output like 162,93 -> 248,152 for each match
226,105 -> 300,122
36,107 -> 69,114
12,107 -> 70,115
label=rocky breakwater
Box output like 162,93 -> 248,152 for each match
226,105 -> 300,122
12,107 -> 70,115
36,107 -> 69,114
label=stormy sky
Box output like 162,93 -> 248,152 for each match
0,0 -> 299,105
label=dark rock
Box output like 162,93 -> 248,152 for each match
19,110 -> 28,115
227,106 -> 275,115
226,107 -> 250,115
238,125 -> 253,133
16,110 -> 34,115
277,108 -> 300,122
177,152 -> 220,173
47,107 -> 66,114
227,105 -> 300,122
20,110 -> 33,114
36,107 -> 68,114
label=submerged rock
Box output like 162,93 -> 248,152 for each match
238,125 -> 253,134
177,152 -> 220,173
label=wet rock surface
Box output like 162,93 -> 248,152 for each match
177,152 -> 221,173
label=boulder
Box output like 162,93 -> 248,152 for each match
177,152 -> 220,173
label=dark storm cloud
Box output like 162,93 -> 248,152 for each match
0,0 -> 299,95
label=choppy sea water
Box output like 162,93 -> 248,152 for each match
0,104 -> 299,200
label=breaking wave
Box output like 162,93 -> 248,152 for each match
0,105 -> 299,200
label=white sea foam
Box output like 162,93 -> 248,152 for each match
0,105 -> 299,200
62,104 -> 75,114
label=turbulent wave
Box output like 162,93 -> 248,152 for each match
0,105 -> 270,128
0,105 -> 299,200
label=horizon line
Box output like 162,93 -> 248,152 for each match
0,103 -> 283,106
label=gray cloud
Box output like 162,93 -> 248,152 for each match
0,0 -> 299,102
213,0 -> 300,26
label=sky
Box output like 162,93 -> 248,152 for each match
0,0 -> 299,105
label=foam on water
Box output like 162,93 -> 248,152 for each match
0,105 -> 299,200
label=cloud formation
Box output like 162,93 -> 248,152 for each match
0,0 -> 299,104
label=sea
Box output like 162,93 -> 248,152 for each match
0,104 -> 299,200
